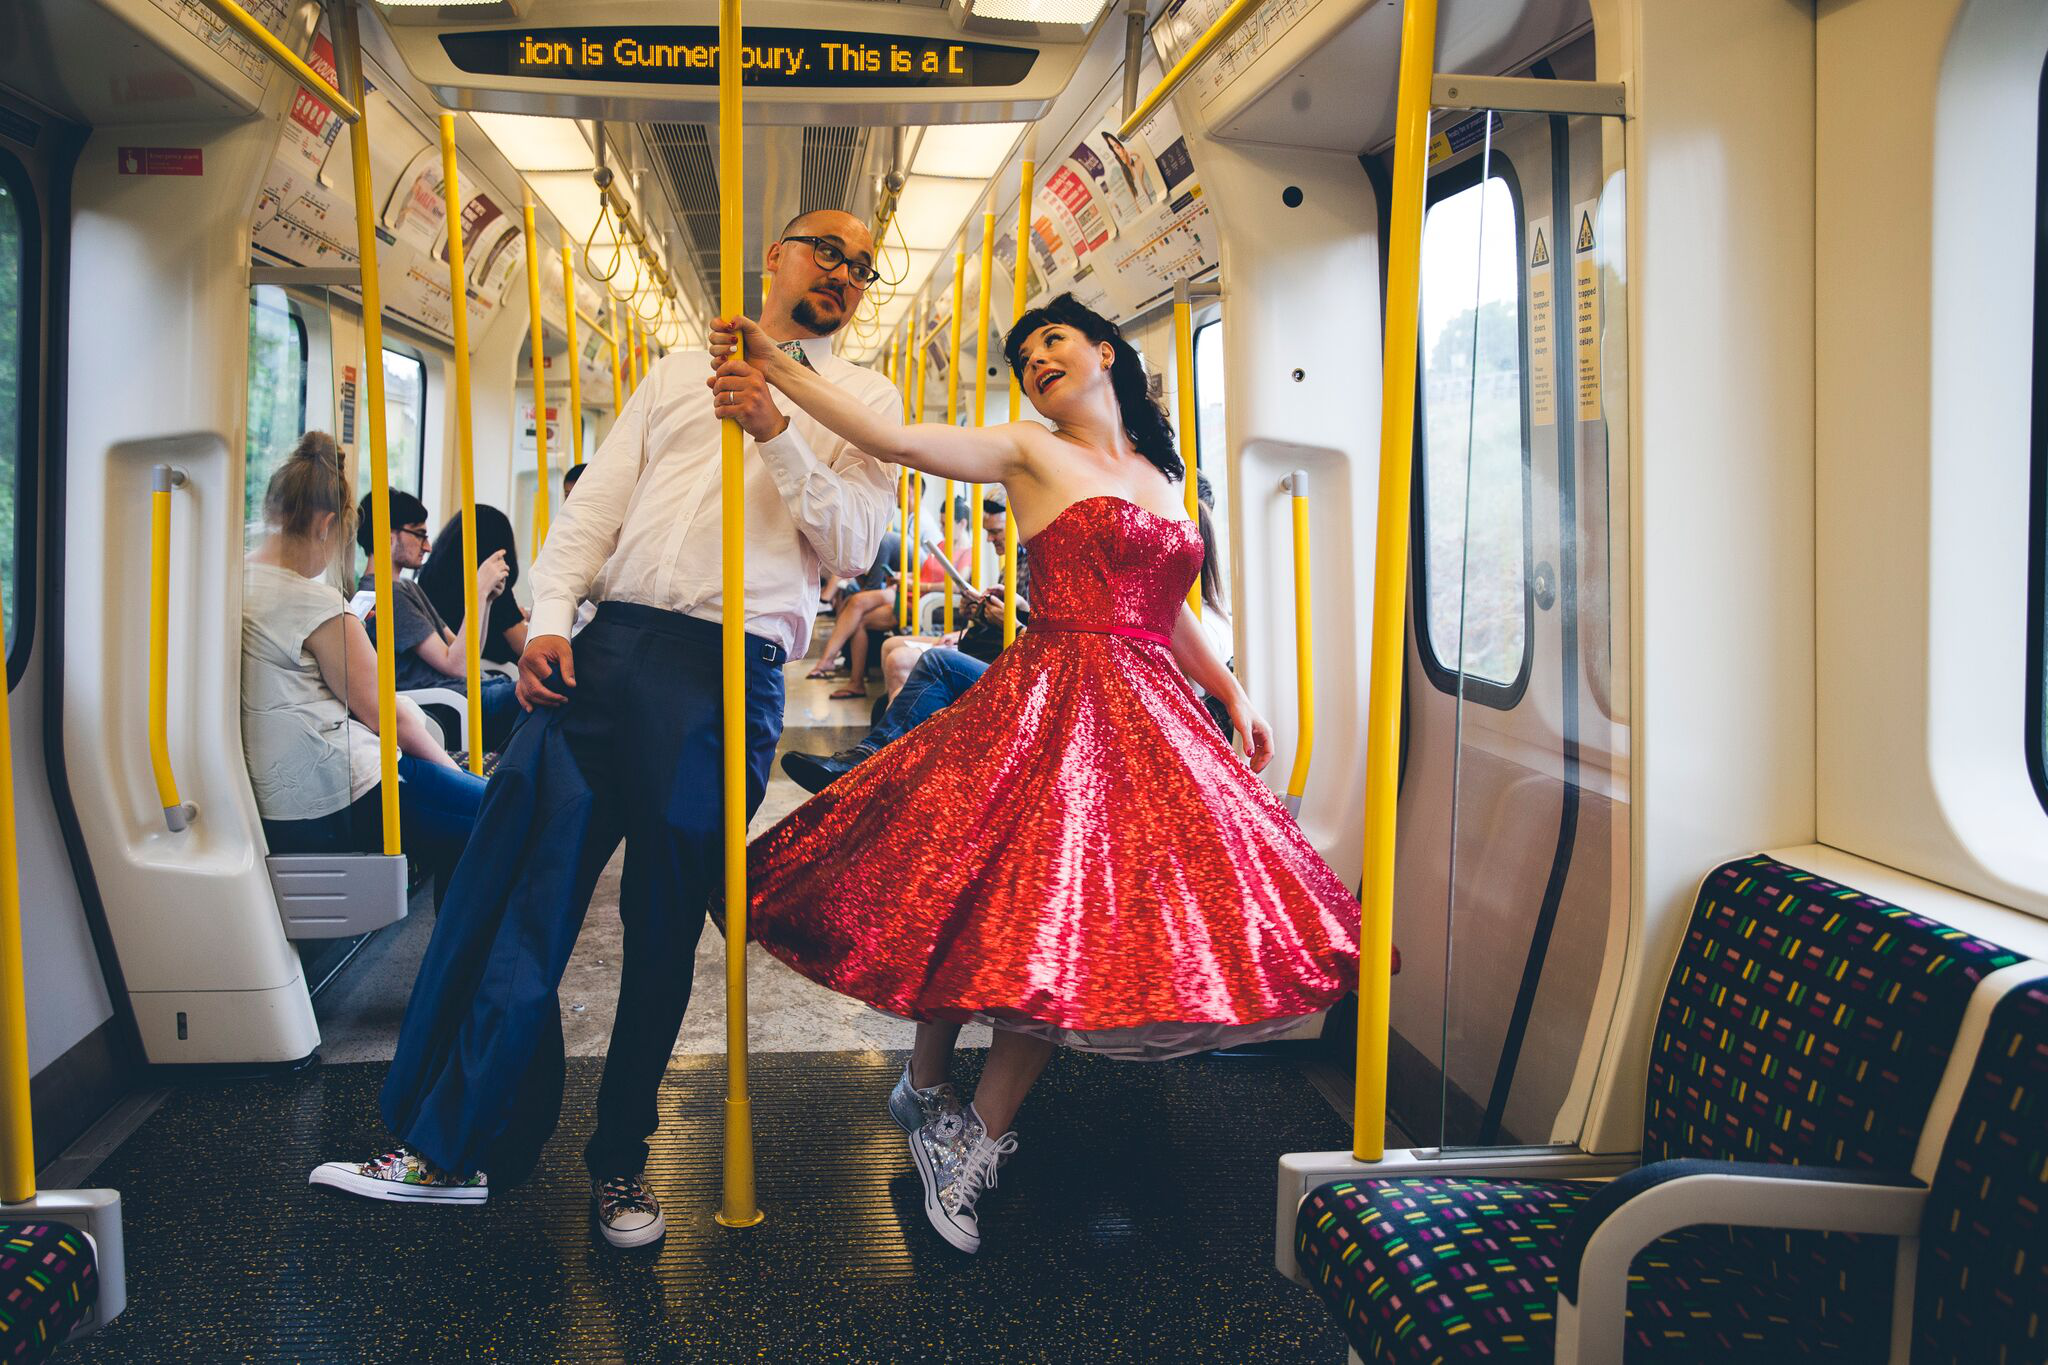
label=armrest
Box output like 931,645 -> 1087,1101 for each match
1554,1159 -> 1927,1365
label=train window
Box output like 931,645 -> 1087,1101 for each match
0,163 -> 29,665
376,345 -> 426,498
244,287 -> 308,532
1414,167 -> 1530,701
1193,317 -> 1224,471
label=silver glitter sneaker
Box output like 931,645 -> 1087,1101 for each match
908,1109 -> 1019,1254
308,1147 -> 487,1204
888,1062 -> 964,1134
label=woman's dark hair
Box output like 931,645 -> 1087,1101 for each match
1197,499 -> 1227,615
414,504 -> 520,633
262,431 -> 354,541
1004,293 -> 1182,482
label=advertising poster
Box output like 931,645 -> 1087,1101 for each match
278,33 -> 344,178
383,145 -> 447,256
1042,162 -> 1111,256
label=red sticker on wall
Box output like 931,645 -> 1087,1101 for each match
117,147 -> 203,176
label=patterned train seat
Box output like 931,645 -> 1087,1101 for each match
0,1223 -> 96,1363
1295,854 -> 2023,1363
1912,977 -> 2048,1364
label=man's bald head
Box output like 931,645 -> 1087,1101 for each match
764,210 -> 877,337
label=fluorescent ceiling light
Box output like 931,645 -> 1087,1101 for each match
959,0 -> 1109,22
524,171 -> 607,247
891,176 -> 988,251
910,123 -> 1026,181
471,113 -> 592,172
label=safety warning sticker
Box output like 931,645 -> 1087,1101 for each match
1528,224 -> 1555,426
1572,197 -> 1602,422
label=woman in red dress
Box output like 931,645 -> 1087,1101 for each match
709,296 -> 1358,1254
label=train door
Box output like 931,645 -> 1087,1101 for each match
1389,98 -> 1631,1149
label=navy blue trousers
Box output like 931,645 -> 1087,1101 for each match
380,603 -> 785,1182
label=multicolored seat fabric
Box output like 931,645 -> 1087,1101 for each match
1296,854 -> 2023,1363
0,1223 -> 97,1363
1913,978 -> 2048,1364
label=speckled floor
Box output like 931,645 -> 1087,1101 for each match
68,1050 -> 1351,1363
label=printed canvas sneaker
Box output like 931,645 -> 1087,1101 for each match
308,1147 -> 487,1204
593,1174 -> 667,1249
888,1062 -> 964,1134
908,1108 -> 1019,1254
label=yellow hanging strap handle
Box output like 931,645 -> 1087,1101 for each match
971,205 -> 994,591
1284,470 -> 1315,816
441,116 -> 485,776
944,247 -> 965,634
714,0 -> 763,1231
562,246 -> 585,467
523,191 -> 552,559
148,466 -> 194,834
335,3 -> 400,856
0,501 -> 32,1204
1173,277 -> 1200,617
607,301 -> 625,414
1356,0 -> 1439,1164
1004,145 -> 1034,647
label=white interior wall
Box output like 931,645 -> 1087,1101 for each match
1579,0 -> 1818,1151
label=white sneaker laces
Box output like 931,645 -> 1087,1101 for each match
956,1132 -> 1019,1212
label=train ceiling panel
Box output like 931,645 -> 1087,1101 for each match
1189,0 -> 1589,152
375,0 -> 1098,127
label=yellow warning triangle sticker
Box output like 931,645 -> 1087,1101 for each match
1576,210 -> 1596,252
1530,228 -> 1550,267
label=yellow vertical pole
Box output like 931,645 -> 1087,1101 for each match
1173,278 -> 1200,617
944,247 -> 964,634
900,324 -> 915,626
607,302 -> 625,415
522,191 -> 552,558
971,204 -> 994,591
0,496 -> 31,1201
441,116 -> 485,776
715,0 -> 762,1230
911,315 -> 927,632
334,3 -> 400,855
1004,139 -> 1034,647
625,312 -> 639,393
1355,0 -> 1439,1164
1284,470 -> 1315,815
897,469 -> 910,629
562,246 -> 585,467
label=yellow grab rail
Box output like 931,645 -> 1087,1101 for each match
1117,0 -> 1268,140
1173,277 -> 1200,616
1004,141 -> 1034,647
944,247 -> 965,634
0,489 -> 32,1203
1355,0 -> 1439,1163
911,325 -> 927,632
147,466 -> 194,834
335,2 -> 400,856
1284,470 -> 1315,815
897,470 -> 911,629
198,0 -> 360,124
971,205 -> 994,591
607,301 -> 625,414
715,0 -> 763,1231
522,191 -> 552,557
563,246 -> 585,467
441,116 -> 485,776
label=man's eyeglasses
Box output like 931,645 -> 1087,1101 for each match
782,235 -> 878,287
398,526 -> 430,546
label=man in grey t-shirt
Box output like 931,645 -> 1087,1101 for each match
357,490 -> 518,749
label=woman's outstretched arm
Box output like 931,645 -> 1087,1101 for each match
709,315 -> 1029,486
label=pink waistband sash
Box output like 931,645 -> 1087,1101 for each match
1027,618 -> 1174,649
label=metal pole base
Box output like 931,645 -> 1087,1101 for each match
714,1094 -> 764,1228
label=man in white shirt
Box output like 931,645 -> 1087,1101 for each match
315,211 -> 899,1243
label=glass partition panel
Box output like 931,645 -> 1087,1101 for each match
1428,107 -> 1631,1151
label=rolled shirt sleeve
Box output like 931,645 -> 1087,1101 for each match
752,377 -> 902,581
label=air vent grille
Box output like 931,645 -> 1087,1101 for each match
800,126 -> 867,215
646,122 -> 725,299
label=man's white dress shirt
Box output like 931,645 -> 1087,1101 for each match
529,335 -> 901,658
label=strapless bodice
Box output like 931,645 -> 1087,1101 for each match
1022,496 -> 1201,641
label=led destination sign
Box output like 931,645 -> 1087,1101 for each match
440,27 -> 1039,89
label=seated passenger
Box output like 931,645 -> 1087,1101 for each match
243,434 -> 486,895
416,503 -> 529,669
355,490 -> 518,751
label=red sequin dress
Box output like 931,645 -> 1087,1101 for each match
747,495 -> 1360,1060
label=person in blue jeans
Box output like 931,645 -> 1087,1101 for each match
242,434 -> 487,897
782,646 -> 989,793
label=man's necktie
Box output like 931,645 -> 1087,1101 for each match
779,340 -> 816,372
